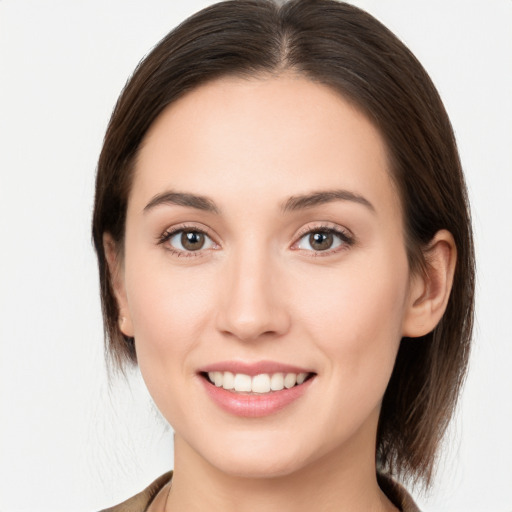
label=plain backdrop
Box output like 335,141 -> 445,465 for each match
1,1 -> 511,511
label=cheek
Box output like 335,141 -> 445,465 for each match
294,251 -> 409,377
292,257 -> 409,446
123,257 -> 219,423
124,252 -> 216,372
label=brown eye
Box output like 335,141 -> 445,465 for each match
309,232 -> 333,251
296,228 -> 351,253
181,231 -> 205,251
163,228 -> 216,254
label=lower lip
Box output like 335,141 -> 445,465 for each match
200,376 -> 313,418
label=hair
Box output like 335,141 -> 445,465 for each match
92,0 -> 474,490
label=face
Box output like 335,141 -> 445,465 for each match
115,74 -> 417,478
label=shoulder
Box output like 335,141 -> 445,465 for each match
377,473 -> 421,512
99,471 -> 173,512
100,471 -> 419,512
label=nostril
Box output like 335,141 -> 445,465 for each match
215,280 -> 291,341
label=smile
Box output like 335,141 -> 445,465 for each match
198,362 -> 316,417
206,371 -> 310,393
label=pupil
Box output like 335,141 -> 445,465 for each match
181,231 -> 205,251
310,232 -> 333,250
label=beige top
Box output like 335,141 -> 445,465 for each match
100,471 -> 420,512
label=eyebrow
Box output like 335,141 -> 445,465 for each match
143,188 -> 375,216
281,190 -> 375,214
143,191 -> 220,214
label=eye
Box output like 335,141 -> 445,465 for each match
295,227 -> 353,253
159,227 -> 217,255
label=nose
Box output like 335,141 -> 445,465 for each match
215,247 -> 291,342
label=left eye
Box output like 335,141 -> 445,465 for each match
166,230 -> 216,252
296,229 -> 348,252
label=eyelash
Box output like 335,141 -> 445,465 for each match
157,224 -> 216,258
157,223 -> 355,258
292,224 -> 355,257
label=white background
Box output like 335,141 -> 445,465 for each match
1,1 -> 511,511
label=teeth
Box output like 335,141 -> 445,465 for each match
234,373 -> 252,392
297,372 -> 307,385
252,374 -> 271,393
223,371 -> 234,390
270,373 -> 284,391
207,371 -> 310,394
213,371 -> 223,387
284,373 -> 296,389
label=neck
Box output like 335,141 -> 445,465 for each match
166,427 -> 397,512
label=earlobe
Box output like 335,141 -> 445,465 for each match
402,230 -> 457,338
103,233 -> 134,337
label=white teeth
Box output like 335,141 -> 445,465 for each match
207,371 -> 310,393
252,374 -> 271,393
297,372 -> 307,385
222,371 -> 234,390
214,371 -> 223,387
270,373 -> 284,391
208,371 -> 224,387
284,373 -> 297,389
234,373 -> 252,392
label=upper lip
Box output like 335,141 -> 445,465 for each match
198,360 -> 314,377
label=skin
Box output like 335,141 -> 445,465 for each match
105,74 -> 456,512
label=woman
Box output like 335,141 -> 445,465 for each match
93,0 -> 474,510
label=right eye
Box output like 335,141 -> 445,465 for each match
160,228 -> 217,256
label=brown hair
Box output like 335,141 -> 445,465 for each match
92,0 -> 474,489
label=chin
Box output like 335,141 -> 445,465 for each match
212,453 -> 306,480
196,432 -> 318,480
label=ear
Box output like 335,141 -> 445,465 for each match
103,233 -> 134,337
402,229 -> 457,338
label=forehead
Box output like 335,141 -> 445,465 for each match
131,74 -> 400,219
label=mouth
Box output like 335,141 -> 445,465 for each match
197,363 -> 316,417
201,370 -> 315,394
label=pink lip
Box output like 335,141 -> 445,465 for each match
197,361 -> 315,418
199,360 -> 313,376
